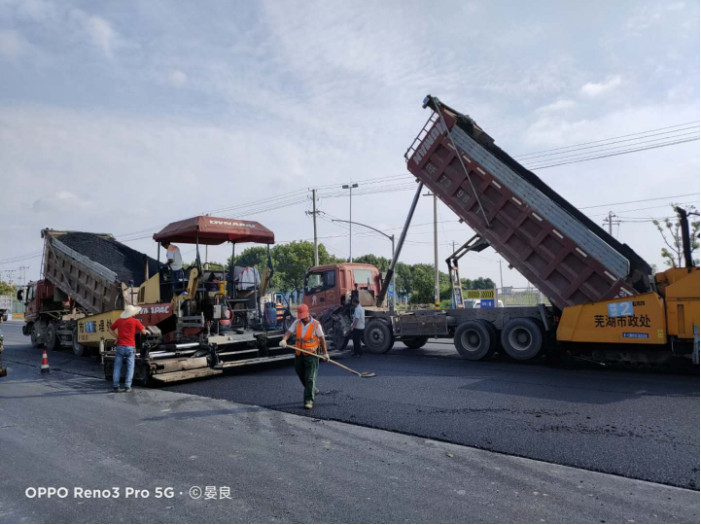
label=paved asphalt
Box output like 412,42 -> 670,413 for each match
164,342 -> 700,490
0,320 -> 699,523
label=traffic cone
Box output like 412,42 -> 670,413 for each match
40,350 -> 50,374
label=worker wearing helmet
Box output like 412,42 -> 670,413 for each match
280,303 -> 329,409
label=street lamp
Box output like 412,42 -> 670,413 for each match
332,218 -> 396,311
342,183 -> 359,262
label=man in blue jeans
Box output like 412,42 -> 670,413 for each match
109,304 -> 149,392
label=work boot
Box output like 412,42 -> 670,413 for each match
304,401 -> 313,409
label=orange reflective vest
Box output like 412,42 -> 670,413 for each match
296,319 -> 320,355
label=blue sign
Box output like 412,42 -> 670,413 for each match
608,301 -> 634,318
480,299 -> 495,309
387,282 -> 394,299
623,332 -> 649,339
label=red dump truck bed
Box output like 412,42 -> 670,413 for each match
405,96 -> 652,311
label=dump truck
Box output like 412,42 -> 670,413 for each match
0,295 -> 11,322
310,96 -> 699,366
19,229 -> 159,354
89,216 -> 338,385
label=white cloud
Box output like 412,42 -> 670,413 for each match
168,69 -> 187,86
32,191 -> 93,213
69,9 -> 118,57
580,75 -> 622,97
0,29 -> 27,60
535,99 -> 576,114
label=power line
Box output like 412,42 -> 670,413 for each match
526,136 -> 699,170
516,121 -> 700,159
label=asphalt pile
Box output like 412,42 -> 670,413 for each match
57,232 -> 161,285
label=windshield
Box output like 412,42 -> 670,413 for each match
305,270 -> 335,293
353,269 -> 374,287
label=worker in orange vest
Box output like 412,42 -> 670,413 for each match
280,303 -> 329,409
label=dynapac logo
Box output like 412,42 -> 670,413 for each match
208,219 -> 256,229
412,120 -> 448,165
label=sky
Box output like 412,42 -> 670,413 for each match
0,0 -> 699,291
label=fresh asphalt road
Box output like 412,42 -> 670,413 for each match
3,320 -> 699,492
0,320 -> 699,524
167,342 -> 700,490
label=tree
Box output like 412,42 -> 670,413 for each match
354,254 -> 391,272
0,281 -> 15,295
460,277 -> 496,290
653,205 -> 700,268
408,264 -> 435,304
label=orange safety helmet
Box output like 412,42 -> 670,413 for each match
297,303 -> 310,319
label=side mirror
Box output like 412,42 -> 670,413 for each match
16,289 -> 24,302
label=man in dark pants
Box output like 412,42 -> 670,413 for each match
351,297 -> 365,356
281,304 -> 329,409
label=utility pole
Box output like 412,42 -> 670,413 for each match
306,189 -> 319,266
498,259 -> 504,293
433,194 -> 439,310
423,191 -> 440,309
342,183 -> 359,262
603,211 -> 621,237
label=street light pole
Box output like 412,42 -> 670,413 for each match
342,183 -> 359,262
332,218 -> 396,311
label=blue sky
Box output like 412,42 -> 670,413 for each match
0,0 -> 699,288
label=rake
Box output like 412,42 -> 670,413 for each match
295,347 -> 376,378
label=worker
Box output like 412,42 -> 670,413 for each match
109,304 -> 150,393
351,296 -> 365,356
160,241 -> 184,289
280,303 -> 329,409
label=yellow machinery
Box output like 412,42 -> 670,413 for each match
558,267 -> 699,362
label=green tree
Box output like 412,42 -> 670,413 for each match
0,281 -> 15,295
653,205 -> 700,267
394,262 -> 412,295
354,254 -> 391,272
408,264 -> 435,304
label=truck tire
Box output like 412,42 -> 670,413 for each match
403,336 -> 429,350
29,323 -> 41,347
324,314 -> 350,351
45,322 -> 59,352
500,318 -> 543,361
72,326 -> 86,356
364,320 -> 394,354
454,320 -> 495,361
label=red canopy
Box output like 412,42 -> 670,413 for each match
153,216 -> 275,245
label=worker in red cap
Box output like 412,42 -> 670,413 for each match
280,303 -> 329,409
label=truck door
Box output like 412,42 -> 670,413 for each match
305,269 -> 338,316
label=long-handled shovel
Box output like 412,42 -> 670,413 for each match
295,347 -> 376,378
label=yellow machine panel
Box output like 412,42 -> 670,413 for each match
77,310 -> 121,347
657,267 -> 700,340
138,273 -> 162,304
557,292 -> 667,345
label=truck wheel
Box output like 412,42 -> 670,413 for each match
403,336 -> 429,350
104,360 -> 113,381
72,326 -> 86,356
29,323 -> 41,348
364,320 -> 394,354
45,322 -> 59,352
1,313 -> 7,323
454,320 -> 495,360
324,315 -> 350,351
500,318 -> 543,361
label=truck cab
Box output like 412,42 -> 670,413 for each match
303,263 -> 382,317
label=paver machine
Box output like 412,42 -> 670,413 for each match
88,216 -> 300,384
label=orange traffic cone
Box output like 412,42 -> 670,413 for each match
40,350 -> 50,374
